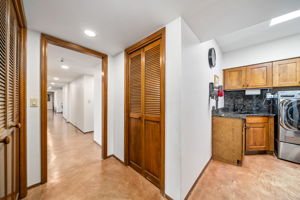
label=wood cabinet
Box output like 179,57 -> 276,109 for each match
212,116 -> 274,165
224,58 -> 300,90
212,117 -> 244,165
245,117 -> 274,152
224,63 -> 272,90
273,58 -> 300,87
246,63 -> 272,88
224,67 -> 246,90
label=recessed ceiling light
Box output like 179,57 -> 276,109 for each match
53,77 -> 59,81
61,65 -> 69,69
270,9 -> 300,26
50,82 -> 55,85
84,29 -> 96,37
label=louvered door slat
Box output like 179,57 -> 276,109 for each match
7,5 -> 17,126
145,41 -> 161,117
14,27 -> 20,122
129,53 -> 142,115
0,0 -> 7,133
128,50 -> 143,172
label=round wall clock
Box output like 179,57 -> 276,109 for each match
208,48 -> 216,68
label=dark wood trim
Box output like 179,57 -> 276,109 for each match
165,194 -> 174,200
27,182 -> 41,190
184,158 -> 212,200
19,27 -> 27,198
124,51 -> 129,165
40,34 -> 109,184
40,35 -> 48,184
67,120 -> 93,134
12,0 -> 27,28
102,56 -> 108,159
107,154 -> 125,164
125,28 -> 165,54
160,28 -> 166,194
41,34 -> 106,58
13,0 -> 27,198
124,27 -> 166,194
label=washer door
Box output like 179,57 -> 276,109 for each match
279,99 -> 300,144
285,100 -> 300,130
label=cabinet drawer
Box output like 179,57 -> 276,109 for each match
246,116 -> 269,123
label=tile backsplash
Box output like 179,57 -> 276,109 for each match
224,89 -> 271,113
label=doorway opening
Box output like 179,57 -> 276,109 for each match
40,34 -> 108,183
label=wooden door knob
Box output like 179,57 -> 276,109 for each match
0,136 -> 10,144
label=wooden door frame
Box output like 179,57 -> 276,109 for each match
124,28 -> 166,194
40,34 -> 108,184
10,0 -> 27,198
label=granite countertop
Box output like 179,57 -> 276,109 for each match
212,109 -> 275,119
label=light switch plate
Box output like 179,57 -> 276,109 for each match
30,98 -> 38,107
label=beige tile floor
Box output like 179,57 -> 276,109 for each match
25,111 -> 300,200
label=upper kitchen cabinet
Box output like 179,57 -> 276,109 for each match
224,67 -> 246,90
273,58 -> 300,87
224,63 -> 272,90
246,63 -> 272,88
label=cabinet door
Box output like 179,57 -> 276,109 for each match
273,58 -> 300,87
246,123 -> 269,151
246,63 -> 272,88
224,67 -> 246,90
212,117 -> 244,165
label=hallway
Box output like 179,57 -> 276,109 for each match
25,112 -> 163,200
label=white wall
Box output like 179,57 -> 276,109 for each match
54,89 -> 63,113
68,76 -> 85,130
62,85 -> 69,121
180,19 -> 223,199
84,76 -> 94,132
26,30 -> 41,186
108,53 -> 125,160
107,18 -> 224,199
93,64 -> 102,145
223,33 -> 300,69
68,75 -> 94,133
165,17 -> 182,200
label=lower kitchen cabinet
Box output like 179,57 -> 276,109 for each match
245,117 -> 274,153
212,116 -> 274,166
212,117 -> 244,165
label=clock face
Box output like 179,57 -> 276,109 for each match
208,48 -> 216,68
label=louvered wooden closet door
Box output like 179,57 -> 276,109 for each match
127,39 -> 163,188
128,50 -> 143,173
143,40 -> 162,187
0,0 -> 21,199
